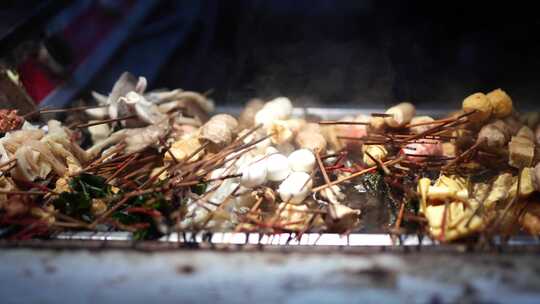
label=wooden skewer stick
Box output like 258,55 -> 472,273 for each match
89,185 -> 172,229
315,150 -> 332,187
0,159 -> 16,170
405,117 -> 454,128
401,110 -> 476,144
74,115 -> 137,128
159,138 -> 179,164
105,152 -> 140,183
249,196 -> 264,214
365,151 -> 391,175
22,107 -> 48,119
371,113 -> 393,117
0,163 -> 16,177
203,173 -> 242,183
36,104 -> 107,114
442,141 -> 481,170
319,120 -> 369,125
0,190 -> 47,195
315,150 -> 339,221
312,157 -> 402,193
393,199 -> 406,234
439,201 -> 449,242
82,143 -> 127,171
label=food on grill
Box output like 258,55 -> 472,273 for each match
462,92 -> 493,123
2,71 -> 540,244
486,88 -> 513,118
0,109 -> 25,133
384,102 -> 416,128
200,114 -> 239,152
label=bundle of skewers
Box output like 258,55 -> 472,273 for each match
1,72 -> 540,243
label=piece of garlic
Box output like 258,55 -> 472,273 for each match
288,149 -> 316,173
278,171 -> 312,204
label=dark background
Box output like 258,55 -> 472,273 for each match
154,1 -> 540,109
3,1 -> 540,110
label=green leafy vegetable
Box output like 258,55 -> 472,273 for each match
112,210 -> 162,240
191,182 -> 207,195
68,173 -> 111,198
52,192 -> 91,218
52,173 -> 113,219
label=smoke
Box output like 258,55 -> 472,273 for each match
155,1 -> 540,111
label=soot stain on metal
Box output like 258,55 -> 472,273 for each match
341,266 -> 397,288
176,264 -> 196,275
43,263 -> 57,274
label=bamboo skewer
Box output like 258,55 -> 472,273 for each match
74,115 -> 137,128
364,151 -> 391,175
0,190 -> 47,195
105,153 -> 140,183
371,113 -> 392,118
0,159 -> 16,170
318,121 -> 369,125
36,105 -> 107,114
312,157 -> 402,193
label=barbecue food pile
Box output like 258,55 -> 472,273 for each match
1,72 -> 540,243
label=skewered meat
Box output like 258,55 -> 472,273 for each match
362,144 -> 387,166
199,114 -> 238,152
520,112 -> 540,129
508,135 -> 535,168
369,116 -> 386,133
267,120 -> 294,145
238,98 -> 264,129
477,120 -> 510,151
409,116 -> 435,135
165,135 -> 204,163
5,74 -> 540,243
486,88 -> 513,118
402,141 -> 443,163
295,130 -> 327,152
0,109 -> 24,133
337,114 -> 370,148
462,92 -> 493,123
